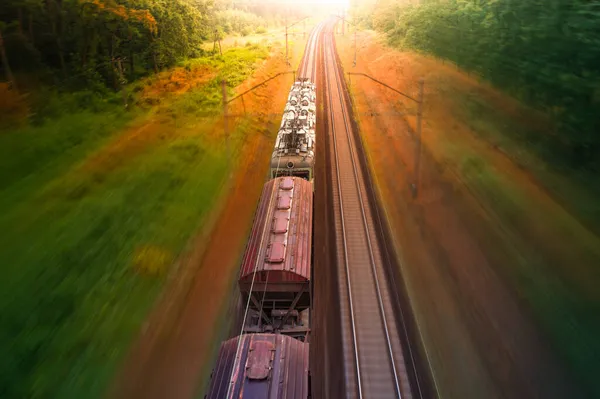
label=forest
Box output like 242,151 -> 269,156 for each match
359,0 -> 600,172
0,0 -> 284,100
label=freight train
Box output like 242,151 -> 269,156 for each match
204,79 -> 316,399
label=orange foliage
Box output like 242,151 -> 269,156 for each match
139,64 -> 214,105
83,0 -> 158,34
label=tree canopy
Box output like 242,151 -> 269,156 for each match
0,0 -> 283,91
364,0 -> 600,171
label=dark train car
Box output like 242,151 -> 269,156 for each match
239,176 -> 313,338
205,333 -> 310,399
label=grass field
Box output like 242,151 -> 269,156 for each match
448,139 -> 600,386
451,88 -> 600,237
0,45 -> 269,399
420,62 -> 600,398
443,101 -> 600,396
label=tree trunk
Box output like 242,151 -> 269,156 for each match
48,0 -> 66,77
0,30 -> 18,91
116,59 -> 127,108
57,40 -> 66,76
149,31 -> 158,73
127,29 -> 134,78
81,39 -> 87,68
129,48 -> 134,79
108,35 -> 119,90
18,8 -> 24,37
28,13 -> 34,44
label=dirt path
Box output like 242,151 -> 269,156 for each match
336,32 -> 586,398
109,43 -> 304,399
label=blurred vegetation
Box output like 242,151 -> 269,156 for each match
0,36 -> 269,398
0,1 -> 289,397
352,0 -> 600,395
360,0 -> 600,173
215,9 -> 267,37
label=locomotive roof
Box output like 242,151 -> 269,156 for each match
273,81 -> 316,162
239,177 -> 312,284
204,333 -> 309,399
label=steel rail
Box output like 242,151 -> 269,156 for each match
309,22 -> 322,80
298,21 -> 323,81
324,27 -> 403,398
328,32 -> 403,398
302,26 -> 313,78
323,26 -> 363,399
348,78 -> 428,399
298,23 -> 314,77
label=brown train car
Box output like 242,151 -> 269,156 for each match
204,333 -> 309,399
238,176 -> 313,338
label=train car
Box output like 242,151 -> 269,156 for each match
204,333 -> 310,399
206,80 -> 316,399
270,78 -> 316,181
238,176 -> 313,340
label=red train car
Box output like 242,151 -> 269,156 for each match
239,176 -> 313,338
204,333 -> 310,399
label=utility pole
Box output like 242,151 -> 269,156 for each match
285,17 -> 309,66
334,15 -> 357,67
213,29 -> 222,56
348,72 -> 425,198
114,57 -> 128,109
354,27 -> 357,67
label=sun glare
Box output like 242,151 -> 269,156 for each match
279,0 -> 350,10
316,0 -> 350,8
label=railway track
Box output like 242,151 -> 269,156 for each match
322,23 -> 422,399
298,21 -> 324,81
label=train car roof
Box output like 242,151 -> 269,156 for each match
239,177 -> 312,284
205,333 -> 309,399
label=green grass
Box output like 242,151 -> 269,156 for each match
0,45 -> 269,399
446,141 -> 600,398
441,86 -> 600,397
450,89 -> 600,237
0,109 -> 135,211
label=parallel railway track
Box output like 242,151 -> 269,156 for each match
322,24 -> 421,399
296,19 -> 427,398
298,21 -> 324,81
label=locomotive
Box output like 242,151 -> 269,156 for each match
270,78 -> 317,181
205,79 -> 316,398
